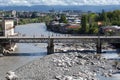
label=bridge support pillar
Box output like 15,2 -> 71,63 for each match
96,41 -> 102,54
0,44 -> 4,54
47,38 -> 54,54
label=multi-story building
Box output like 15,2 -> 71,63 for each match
2,18 -> 15,36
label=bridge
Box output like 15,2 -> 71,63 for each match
0,35 -> 120,54
0,35 -> 120,43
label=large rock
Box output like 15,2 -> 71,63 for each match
6,71 -> 18,80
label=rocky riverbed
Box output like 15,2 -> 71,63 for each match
54,43 -> 115,53
8,52 -> 119,80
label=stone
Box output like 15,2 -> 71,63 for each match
0,53 -> 4,57
5,71 -> 18,80
55,75 -> 62,80
102,73 -> 109,77
91,62 -> 95,65
64,76 -> 73,80
117,67 -> 120,70
76,54 -> 83,59
66,61 -> 72,67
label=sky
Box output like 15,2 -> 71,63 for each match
0,0 -> 120,6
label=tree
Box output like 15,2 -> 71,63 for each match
88,13 -> 98,34
102,10 -> 107,22
80,14 -> 88,33
59,14 -> 68,23
31,12 -> 37,18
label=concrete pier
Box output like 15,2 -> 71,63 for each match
47,38 -> 54,54
96,41 -> 102,53
0,45 -> 4,54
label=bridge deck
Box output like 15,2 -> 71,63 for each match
0,36 -> 120,43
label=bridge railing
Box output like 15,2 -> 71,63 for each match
70,34 -> 104,36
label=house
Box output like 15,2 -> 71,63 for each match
60,24 -> 80,33
74,19 -> 81,24
66,14 -> 81,24
66,24 -> 80,29
101,26 -> 120,35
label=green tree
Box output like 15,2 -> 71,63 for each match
99,10 -> 108,25
88,13 -> 98,34
31,12 -> 37,18
80,14 -> 88,33
102,10 -> 107,22
59,14 -> 68,23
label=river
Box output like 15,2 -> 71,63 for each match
0,23 -> 120,80
0,23 -> 59,79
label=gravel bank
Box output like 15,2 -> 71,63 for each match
12,52 -> 117,80
54,43 -> 115,53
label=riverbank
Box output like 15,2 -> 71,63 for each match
13,52 -> 120,80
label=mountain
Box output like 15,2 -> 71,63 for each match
0,0 -> 120,6
0,5 -> 120,12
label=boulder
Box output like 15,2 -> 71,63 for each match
64,76 -> 73,80
0,53 -> 4,57
5,71 -> 18,80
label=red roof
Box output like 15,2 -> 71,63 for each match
66,25 -> 79,29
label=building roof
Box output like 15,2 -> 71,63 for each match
102,26 -> 120,29
66,25 -> 79,29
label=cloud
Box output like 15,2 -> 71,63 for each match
0,0 -> 120,6
0,0 -> 31,6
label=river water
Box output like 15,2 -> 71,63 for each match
0,23 -> 120,80
0,23 -> 57,79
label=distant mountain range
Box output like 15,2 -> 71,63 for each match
0,5 -> 120,12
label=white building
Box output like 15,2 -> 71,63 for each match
66,14 -> 81,24
2,19 -> 15,36
11,10 -> 16,18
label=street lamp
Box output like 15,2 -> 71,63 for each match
97,21 -> 102,53
98,21 -> 102,39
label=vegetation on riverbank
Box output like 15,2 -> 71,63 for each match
47,10 -> 120,35
80,10 -> 120,34
18,15 -> 52,25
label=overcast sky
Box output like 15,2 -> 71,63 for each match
0,0 -> 120,6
